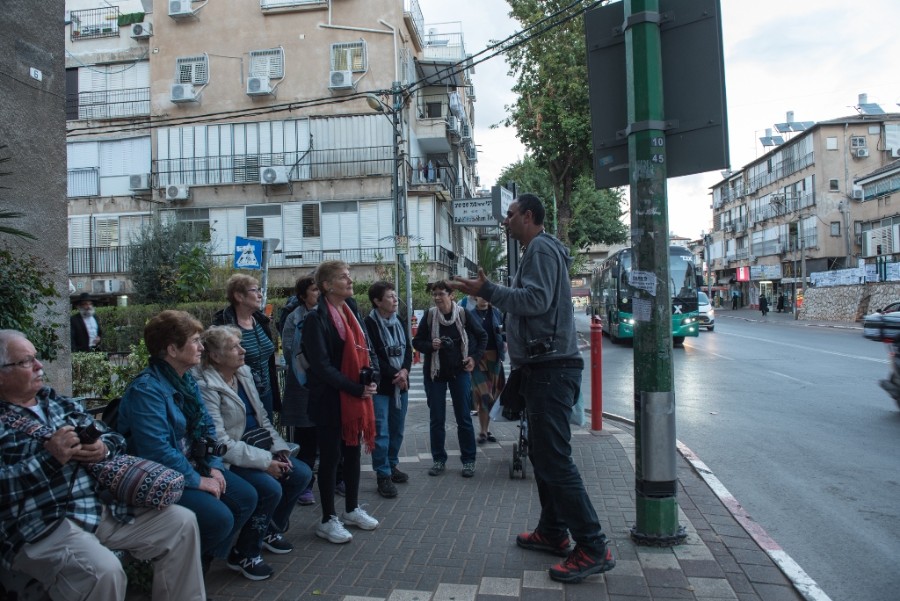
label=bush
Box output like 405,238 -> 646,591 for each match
0,248 -> 62,360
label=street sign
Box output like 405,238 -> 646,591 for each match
234,237 -> 263,270
492,185 -> 514,221
453,197 -> 497,226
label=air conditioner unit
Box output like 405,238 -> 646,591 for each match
328,70 -> 354,90
855,147 -> 869,158
165,185 -> 190,201
852,185 -> 864,200
170,83 -> 198,103
128,173 -> 151,191
169,0 -> 195,18
130,22 -> 153,38
246,76 -> 273,96
724,224 -> 734,233
460,122 -> 471,140
453,184 -> 464,199
259,166 -> 289,185
92,279 -> 123,294
446,116 -> 459,134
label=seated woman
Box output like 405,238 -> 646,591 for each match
117,310 -> 259,578
194,326 -> 312,577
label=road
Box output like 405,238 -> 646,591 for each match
575,310 -> 900,601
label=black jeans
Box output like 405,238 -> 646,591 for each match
523,365 -> 607,552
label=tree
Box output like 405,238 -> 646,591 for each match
498,159 -> 627,249
0,249 -> 61,360
129,218 -> 214,305
502,0 -> 597,246
476,237 -> 506,280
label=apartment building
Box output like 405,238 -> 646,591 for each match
65,0 -> 480,297
707,101 -> 900,306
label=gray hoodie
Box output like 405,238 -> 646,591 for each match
480,232 -> 579,367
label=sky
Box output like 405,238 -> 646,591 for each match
417,0 -> 900,241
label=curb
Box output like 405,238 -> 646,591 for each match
599,411 -> 834,601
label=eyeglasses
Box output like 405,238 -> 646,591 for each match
245,287 -> 261,295
1,355 -> 39,370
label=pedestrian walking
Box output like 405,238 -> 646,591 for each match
449,194 -> 615,584
759,295 -> 769,317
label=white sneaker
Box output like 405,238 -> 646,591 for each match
316,515 -> 352,544
341,506 -> 379,530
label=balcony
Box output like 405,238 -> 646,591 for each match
68,87 -> 151,121
414,93 -> 452,154
69,247 -> 131,276
70,6 -> 120,41
156,147 -> 394,187
404,0 -> 424,50
68,168 -> 99,198
407,156 -> 455,198
423,30 -> 466,63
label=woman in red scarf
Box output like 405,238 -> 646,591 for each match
301,261 -> 380,544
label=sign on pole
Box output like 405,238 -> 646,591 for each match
234,237 -> 263,270
453,198 -> 497,226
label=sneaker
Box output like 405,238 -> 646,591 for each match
516,530 -> 571,557
297,487 -> 315,506
226,549 -> 274,581
342,506 -> 379,530
316,515 -> 352,544
390,465 -> 409,483
548,545 -> 616,584
262,532 -> 293,554
335,480 -> 346,496
461,462 -> 476,478
428,461 -> 445,476
377,476 -> 398,498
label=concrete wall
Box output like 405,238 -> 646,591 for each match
802,282 -> 900,322
0,0 -> 71,390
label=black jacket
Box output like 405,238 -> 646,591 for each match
364,313 -> 413,398
70,313 -> 101,352
412,307 -> 487,381
301,297 -> 380,428
212,305 -> 281,412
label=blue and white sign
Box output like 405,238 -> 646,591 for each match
234,237 -> 263,270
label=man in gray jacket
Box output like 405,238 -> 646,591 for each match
449,194 -> 615,584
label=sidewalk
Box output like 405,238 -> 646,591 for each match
715,305 -> 862,330
203,389 -> 811,601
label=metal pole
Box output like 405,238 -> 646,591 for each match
390,81 -> 413,336
590,316 -> 603,431
625,0 -> 685,546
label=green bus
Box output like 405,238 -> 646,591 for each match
591,245 -> 700,345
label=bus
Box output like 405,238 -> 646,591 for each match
591,245 -> 700,345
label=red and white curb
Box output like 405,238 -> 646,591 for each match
676,440 -> 834,601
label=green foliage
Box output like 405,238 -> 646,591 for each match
568,174 -> 628,250
501,0 -> 598,245
129,218 -> 214,305
72,341 -> 150,404
0,210 -> 36,240
476,238 -> 506,281
117,12 -> 145,27
0,249 -> 61,361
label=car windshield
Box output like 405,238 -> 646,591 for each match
698,292 -> 709,304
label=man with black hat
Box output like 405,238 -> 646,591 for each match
70,293 -> 101,352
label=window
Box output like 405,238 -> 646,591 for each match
175,55 -> 209,84
260,0 -> 326,8
826,137 -> 838,150
331,41 -> 367,72
851,136 -> 867,148
829,179 -> 839,192
303,204 -> 320,237
830,222 -> 841,237
249,48 -> 285,78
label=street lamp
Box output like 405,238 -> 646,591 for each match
367,83 -> 413,334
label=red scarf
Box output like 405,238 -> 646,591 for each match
328,301 -> 376,452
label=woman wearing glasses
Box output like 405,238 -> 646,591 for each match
213,275 -> 280,422
301,260 -> 380,544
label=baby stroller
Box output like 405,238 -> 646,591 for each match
508,408 -> 529,479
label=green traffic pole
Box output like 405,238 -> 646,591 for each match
625,0 -> 686,546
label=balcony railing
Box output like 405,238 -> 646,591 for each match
68,168 -> 99,198
156,147 -> 394,187
423,31 -> 466,62
69,246 -> 131,276
69,87 -> 151,121
407,156 -> 455,191
70,6 -> 120,41
404,0 -> 424,48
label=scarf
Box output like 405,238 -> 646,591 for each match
429,302 -> 468,381
370,309 -> 406,408
327,300 -> 376,452
150,357 -> 211,476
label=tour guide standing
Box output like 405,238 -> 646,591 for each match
449,194 -> 615,584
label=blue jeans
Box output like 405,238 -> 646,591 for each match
523,365 -> 607,552
372,391 -> 409,478
424,372 -> 476,464
177,469 -> 257,560
230,457 -> 312,553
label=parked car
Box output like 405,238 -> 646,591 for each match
697,291 -> 715,331
863,301 -> 900,339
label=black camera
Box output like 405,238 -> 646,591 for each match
191,437 -> 227,460
68,412 -> 109,445
526,337 -> 557,359
439,336 -> 454,349
385,345 -> 402,358
359,366 -> 375,386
